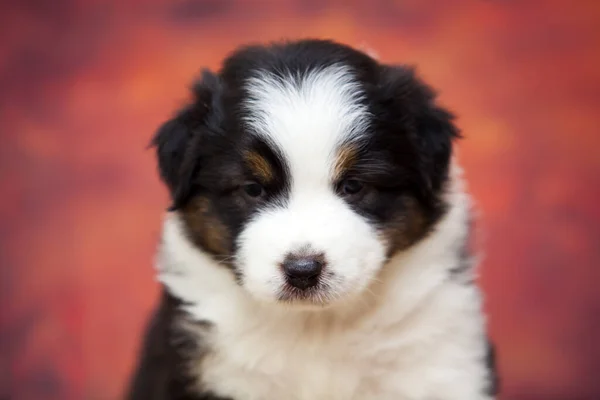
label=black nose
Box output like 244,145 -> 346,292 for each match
282,255 -> 324,290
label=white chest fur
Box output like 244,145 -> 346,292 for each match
188,281 -> 490,400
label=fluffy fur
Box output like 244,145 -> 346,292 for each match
127,39 -> 498,400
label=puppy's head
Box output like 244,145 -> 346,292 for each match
154,40 -> 458,308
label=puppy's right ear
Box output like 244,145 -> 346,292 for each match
151,70 -> 222,210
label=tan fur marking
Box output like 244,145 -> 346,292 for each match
333,144 -> 358,180
379,196 -> 428,257
244,151 -> 274,182
181,197 -> 232,256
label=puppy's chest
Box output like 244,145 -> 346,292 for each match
195,321 -> 412,400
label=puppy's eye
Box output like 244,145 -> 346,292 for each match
242,181 -> 265,198
340,179 -> 364,196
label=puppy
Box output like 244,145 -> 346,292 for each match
127,39 -> 498,400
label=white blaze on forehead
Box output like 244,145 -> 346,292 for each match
243,65 -> 370,186
237,65 -> 383,305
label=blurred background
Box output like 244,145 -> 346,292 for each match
1,0 -> 599,399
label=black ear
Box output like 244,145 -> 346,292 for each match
377,65 -> 460,196
151,69 -> 223,210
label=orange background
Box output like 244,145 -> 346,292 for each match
1,1 -> 600,399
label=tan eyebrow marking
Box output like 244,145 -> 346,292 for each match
244,151 -> 274,182
333,144 -> 359,180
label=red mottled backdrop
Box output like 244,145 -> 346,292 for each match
1,1 -> 599,399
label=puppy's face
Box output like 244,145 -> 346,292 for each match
154,40 -> 457,307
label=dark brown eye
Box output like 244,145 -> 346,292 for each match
340,179 -> 364,196
243,181 -> 265,198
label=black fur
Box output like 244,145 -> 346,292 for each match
485,340 -> 500,396
152,70 -> 225,211
126,291 -> 232,400
340,65 -> 459,251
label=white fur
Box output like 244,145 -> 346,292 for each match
236,65 -> 387,305
157,164 -> 494,400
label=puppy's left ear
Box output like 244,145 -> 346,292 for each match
377,65 -> 460,195
151,70 -> 223,210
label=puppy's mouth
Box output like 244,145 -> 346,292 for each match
276,275 -> 340,307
